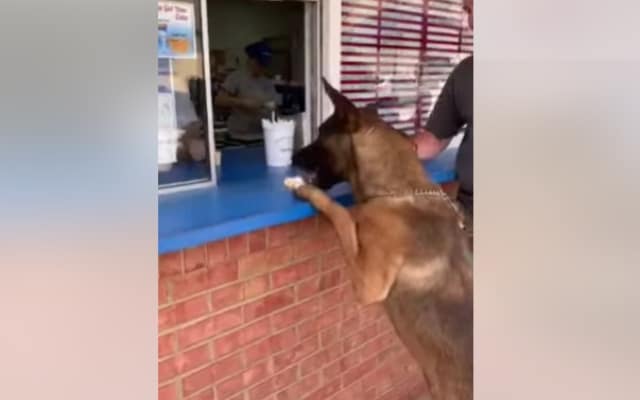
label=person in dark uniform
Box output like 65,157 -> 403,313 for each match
414,0 -> 474,241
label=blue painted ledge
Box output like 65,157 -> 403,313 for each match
159,147 -> 457,255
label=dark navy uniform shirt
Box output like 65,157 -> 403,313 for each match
426,56 -> 473,215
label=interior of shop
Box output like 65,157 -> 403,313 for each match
159,0 -> 310,189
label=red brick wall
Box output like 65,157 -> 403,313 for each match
158,183 -> 459,400
158,213 -> 432,400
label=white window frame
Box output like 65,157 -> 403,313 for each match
320,0 -> 342,121
159,0 -> 217,195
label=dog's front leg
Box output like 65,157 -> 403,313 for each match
284,178 -> 358,263
284,178 -> 401,304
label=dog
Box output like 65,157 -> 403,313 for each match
284,79 -> 473,399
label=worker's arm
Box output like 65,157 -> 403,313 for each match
414,65 -> 463,160
414,129 -> 451,159
214,90 -> 262,112
214,71 -> 263,112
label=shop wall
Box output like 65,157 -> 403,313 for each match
158,182 -> 459,400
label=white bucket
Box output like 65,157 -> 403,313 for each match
262,117 -> 295,167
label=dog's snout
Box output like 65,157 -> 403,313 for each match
291,149 -> 305,167
292,144 -> 317,170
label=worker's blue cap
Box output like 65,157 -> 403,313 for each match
245,41 -> 273,67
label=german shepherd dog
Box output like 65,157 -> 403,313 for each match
284,79 -> 473,399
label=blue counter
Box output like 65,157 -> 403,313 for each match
159,147 -> 457,255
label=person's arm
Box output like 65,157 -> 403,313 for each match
215,90 -> 262,112
414,68 -> 463,159
214,72 -> 263,112
414,129 -> 452,159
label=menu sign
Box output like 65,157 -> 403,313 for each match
158,1 -> 197,59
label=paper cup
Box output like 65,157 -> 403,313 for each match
262,118 -> 295,167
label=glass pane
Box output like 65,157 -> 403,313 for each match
208,0 -> 311,152
158,0 -> 213,189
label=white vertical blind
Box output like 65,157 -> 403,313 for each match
341,0 -> 473,136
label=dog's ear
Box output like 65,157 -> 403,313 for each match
322,77 -> 360,133
362,103 -> 379,118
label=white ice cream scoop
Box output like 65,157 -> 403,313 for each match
283,176 -> 306,190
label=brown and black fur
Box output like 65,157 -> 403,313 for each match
288,79 -> 473,400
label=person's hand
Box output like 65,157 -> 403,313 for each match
414,129 -> 451,160
238,97 -> 263,111
188,138 -> 207,162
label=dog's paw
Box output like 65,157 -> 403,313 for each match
283,176 -> 306,190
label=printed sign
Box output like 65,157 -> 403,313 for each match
158,58 -> 173,91
158,1 -> 197,59
159,92 -> 177,132
158,58 -> 176,130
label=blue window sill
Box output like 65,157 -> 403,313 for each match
159,147 -> 457,255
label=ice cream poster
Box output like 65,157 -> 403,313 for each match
158,1 -> 197,59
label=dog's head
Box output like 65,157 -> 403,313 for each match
291,78 -> 367,190
292,78 -> 416,190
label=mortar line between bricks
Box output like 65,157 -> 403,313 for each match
376,372 -> 427,400
223,237 -> 231,263
283,309 -> 391,389
183,383 -> 214,400
306,324 -> 386,381
204,243 -> 210,270
159,379 -> 179,390
160,267 -> 377,392
268,297 -> 350,344
216,363 -> 300,400
338,319 -> 385,350
293,303 -> 343,339
160,361 -> 211,388
169,309 -> 328,379
160,345 -> 244,389
177,311 -> 267,354
265,291 -> 342,337
163,313 -> 399,400
339,352 -> 380,387
346,364 -> 378,391
159,264 -> 347,340
162,248 -> 343,309
163,301 -> 380,393
267,366 -> 322,400
366,358 -> 422,399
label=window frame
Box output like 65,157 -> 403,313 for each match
158,0 -> 217,195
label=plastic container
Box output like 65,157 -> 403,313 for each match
158,128 -> 185,171
261,116 -> 295,167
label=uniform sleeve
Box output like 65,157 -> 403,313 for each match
425,67 -> 463,140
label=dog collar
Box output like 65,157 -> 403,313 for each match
367,188 -> 467,231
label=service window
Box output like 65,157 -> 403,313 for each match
209,0 -> 320,152
158,0 -> 321,193
157,0 -> 471,193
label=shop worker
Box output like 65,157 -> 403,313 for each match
413,0 -> 474,238
215,40 -> 279,140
